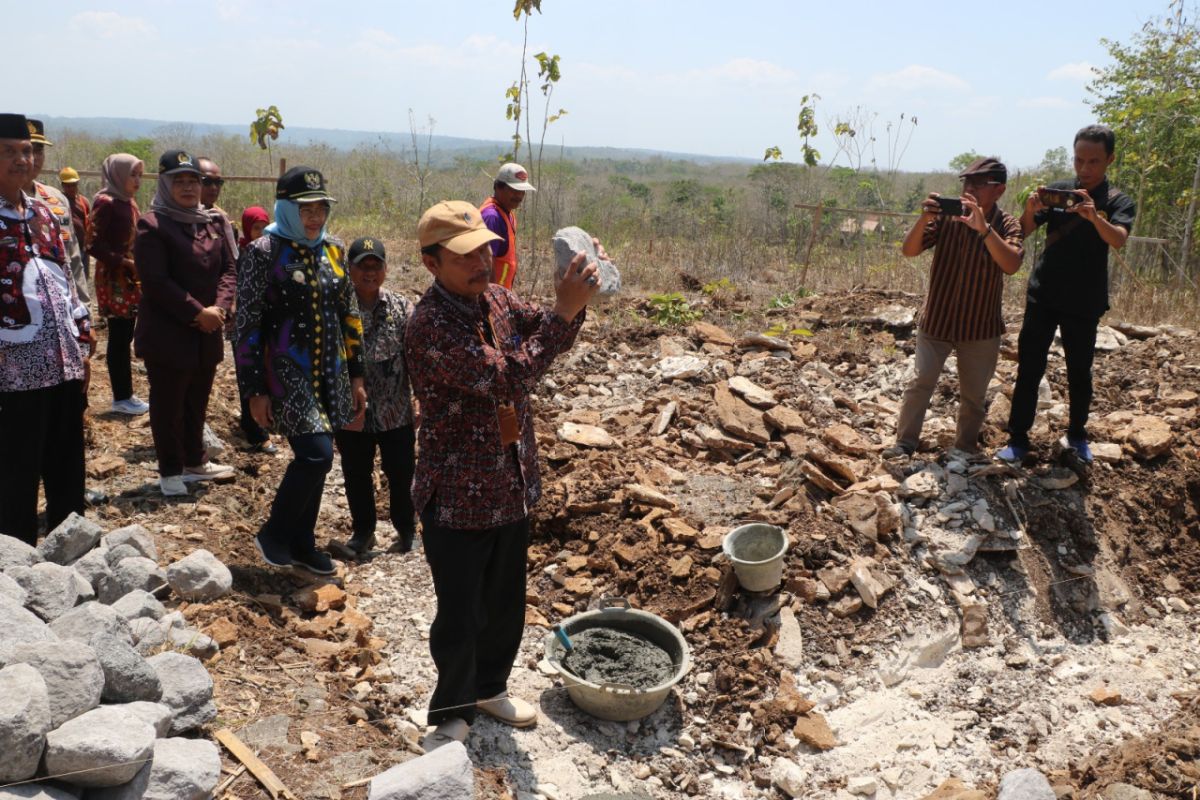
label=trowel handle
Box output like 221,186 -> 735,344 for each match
599,597 -> 631,610
600,682 -> 637,694
552,625 -> 574,652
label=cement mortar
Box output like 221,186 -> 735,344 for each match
561,628 -> 675,689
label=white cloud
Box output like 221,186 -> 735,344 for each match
694,58 -> 800,85
1047,61 -> 1096,81
1019,96 -> 1071,109
68,11 -> 155,39
869,65 -> 969,92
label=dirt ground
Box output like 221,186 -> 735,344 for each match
67,259 -> 1200,799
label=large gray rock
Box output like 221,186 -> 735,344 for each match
111,701 -> 174,738
165,549 -> 231,601
367,741 -> 473,800
2,641 -> 103,727
49,602 -> 133,646
145,652 -> 215,735
102,525 -> 157,562
0,596 -> 57,657
998,768 -> 1056,800
1103,785 -> 1154,800
0,785 -> 77,799
0,535 -> 43,570
98,558 -> 166,605
89,737 -> 221,800
71,547 -> 112,591
37,512 -> 103,565
128,618 -> 168,656
0,663 -> 51,783
91,634 -> 162,703
70,571 -> 95,604
166,627 -> 219,659
0,572 -> 28,606
552,226 -> 621,296
110,590 -> 166,622
6,563 -> 81,621
104,544 -> 144,567
42,705 -> 155,787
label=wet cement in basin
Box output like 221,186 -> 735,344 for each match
560,628 -> 675,689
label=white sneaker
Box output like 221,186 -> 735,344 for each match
111,396 -> 150,415
160,475 -> 188,497
182,461 -> 235,482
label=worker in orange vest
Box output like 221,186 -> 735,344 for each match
479,163 -> 536,290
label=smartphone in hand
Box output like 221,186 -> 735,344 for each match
1038,187 -> 1081,210
935,196 -> 964,216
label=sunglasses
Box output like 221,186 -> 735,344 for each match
201,176 -> 224,187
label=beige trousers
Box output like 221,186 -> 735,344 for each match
894,331 -> 1001,453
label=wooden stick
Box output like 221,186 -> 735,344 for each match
213,764 -> 247,795
214,728 -> 298,800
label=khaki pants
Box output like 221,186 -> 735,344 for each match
895,331 -> 1001,453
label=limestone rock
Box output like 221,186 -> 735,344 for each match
848,776 -> 878,796
166,627 -> 219,659
91,634 -> 162,703
658,355 -> 708,381
49,601 -> 133,646
72,547 -> 113,592
557,422 -> 616,449
99,557 -> 167,604
129,617 -> 168,655
6,563 -> 81,621
3,641 -> 102,727
89,737 -> 221,800
0,572 -> 28,607
37,512 -> 103,565
0,663 -> 51,783
728,376 -> 777,408
651,401 -> 677,436
764,404 -> 806,433
0,596 -> 57,654
997,768 -> 1055,800
112,701 -> 174,738
691,321 -> 736,347
793,712 -> 837,750
552,226 -> 621,296
367,739 -> 474,800
821,423 -> 873,456
0,535 -> 43,571
774,606 -> 804,669
899,468 -> 941,499
849,560 -> 887,609
43,704 -> 156,787
165,549 -> 232,601
102,524 -> 158,562
1091,442 -> 1123,463
1127,415 -> 1172,459
1102,784 -> 1154,800
771,759 -> 809,798
624,484 -> 677,510
1089,685 -> 1123,706
713,381 -> 771,444
146,652 -> 216,734
110,589 -> 167,622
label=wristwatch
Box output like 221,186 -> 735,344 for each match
979,224 -> 993,241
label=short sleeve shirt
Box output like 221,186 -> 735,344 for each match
1026,179 -> 1136,319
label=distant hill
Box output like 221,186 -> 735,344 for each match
35,115 -> 754,167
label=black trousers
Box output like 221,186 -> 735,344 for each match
1007,300 -> 1099,448
106,316 -> 135,402
145,361 -> 216,476
259,433 -> 333,556
334,425 -> 415,537
422,508 -> 529,725
0,381 -> 85,545
238,395 -> 269,445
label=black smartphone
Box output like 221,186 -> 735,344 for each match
1039,187 -> 1081,210
935,196 -> 963,216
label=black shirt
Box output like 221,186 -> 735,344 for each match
1026,178 -> 1136,319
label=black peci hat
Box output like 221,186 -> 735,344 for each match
0,113 -> 32,140
276,166 -> 336,203
348,237 -> 386,264
158,150 -> 202,176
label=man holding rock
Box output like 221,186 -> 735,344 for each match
479,162 -> 535,290
998,125 -> 1135,465
884,157 -> 1023,458
407,200 -> 597,751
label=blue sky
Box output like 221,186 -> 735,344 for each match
26,0 -> 1164,170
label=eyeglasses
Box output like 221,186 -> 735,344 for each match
200,176 -> 224,187
962,177 -> 1003,187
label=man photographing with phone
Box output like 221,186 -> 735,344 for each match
883,157 -> 1024,458
997,125 -> 1135,464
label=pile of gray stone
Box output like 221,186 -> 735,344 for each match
0,513 -> 232,799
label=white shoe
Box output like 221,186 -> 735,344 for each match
421,718 -> 469,753
111,396 -> 149,415
182,461 -> 235,482
160,475 -> 188,497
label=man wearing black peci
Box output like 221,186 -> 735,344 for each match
998,125 -> 1136,465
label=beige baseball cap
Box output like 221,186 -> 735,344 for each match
418,201 -> 502,255
496,162 -> 536,192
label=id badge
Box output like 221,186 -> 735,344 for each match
498,403 -> 519,446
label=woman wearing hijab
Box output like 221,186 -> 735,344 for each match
89,153 -> 147,415
235,166 -> 365,573
234,205 -> 276,453
132,151 -> 237,497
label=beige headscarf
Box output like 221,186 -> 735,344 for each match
95,153 -> 142,203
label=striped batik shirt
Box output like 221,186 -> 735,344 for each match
916,205 -> 1023,342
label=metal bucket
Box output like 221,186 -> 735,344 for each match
544,598 -> 691,722
723,523 -> 788,591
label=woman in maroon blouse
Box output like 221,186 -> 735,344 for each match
133,151 -> 237,497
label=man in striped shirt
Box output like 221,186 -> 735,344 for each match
884,157 -> 1024,458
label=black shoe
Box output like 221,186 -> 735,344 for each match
330,532 -> 376,560
84,488 -> 109,506
291,548 -> 336,575
388,528 -> 415,554
255,534 -> 293,568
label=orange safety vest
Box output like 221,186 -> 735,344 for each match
480,197 -> 518,289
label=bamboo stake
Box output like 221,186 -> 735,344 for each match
214,728 -> 298,800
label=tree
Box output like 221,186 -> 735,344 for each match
249,106 -> 285,175
948,150 -> 982,174
1088,0 -> 1200,272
